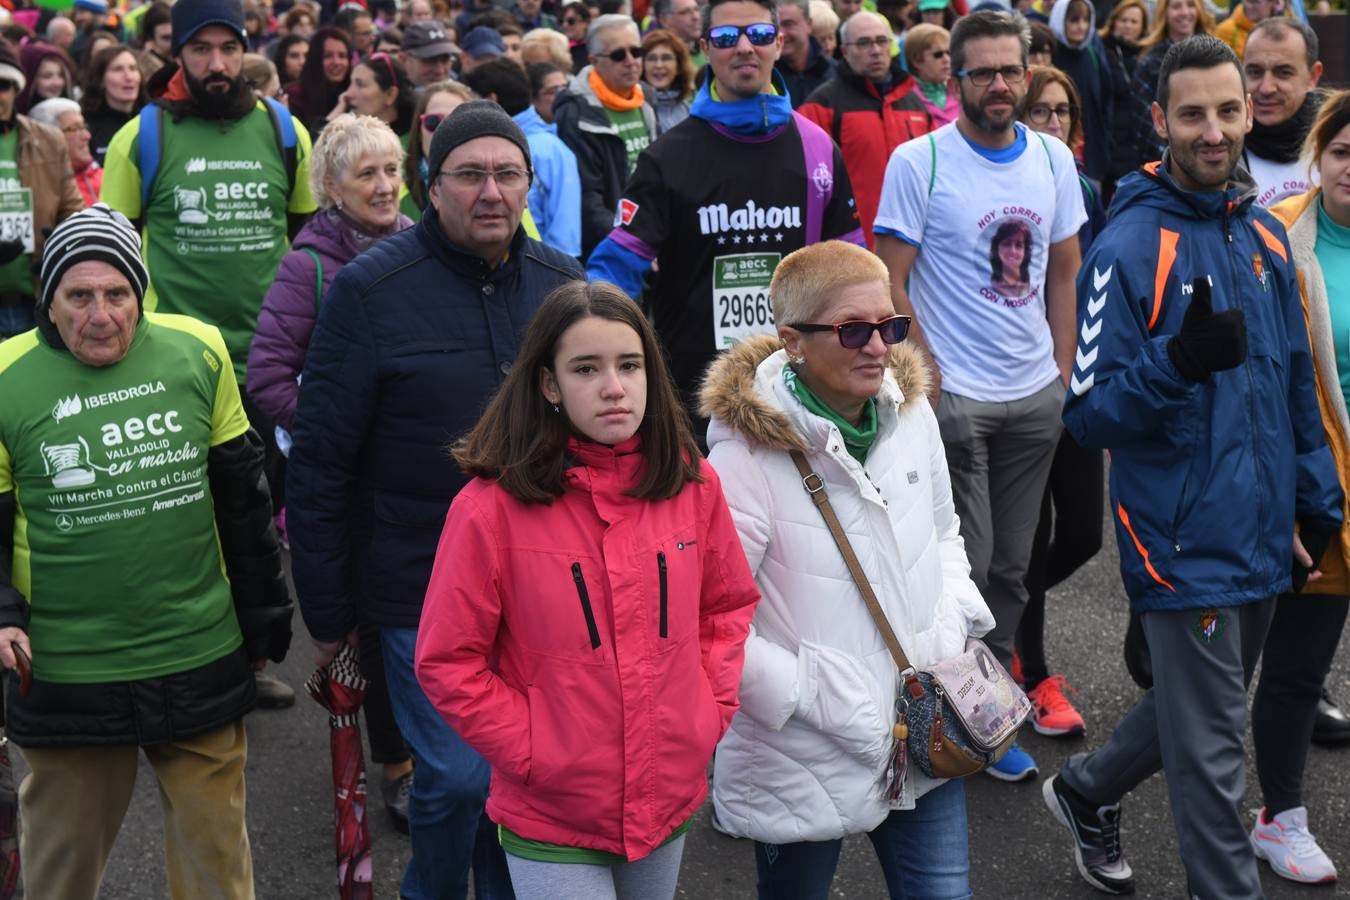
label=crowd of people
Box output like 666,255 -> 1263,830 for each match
0,0 -> 1346,895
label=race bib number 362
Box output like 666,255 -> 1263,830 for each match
0,189 -> 34,254
713,252 -> 780,349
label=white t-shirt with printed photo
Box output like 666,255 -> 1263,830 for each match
874,122 -> 1087,403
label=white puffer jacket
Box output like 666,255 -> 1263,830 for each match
701,336 -> 994,843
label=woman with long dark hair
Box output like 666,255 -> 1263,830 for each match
284,26 -> 352,135
339,51 -> 414,141
272,34 -> 310,87
401,80 -> 471,220
79,44 -> 146,166
417,280 -> 759,900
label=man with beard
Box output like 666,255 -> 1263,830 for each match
101,0 -> 314,709
873,8 -> 1085,784
1044,35 -> 1340,898
1242,18 -> 1322,208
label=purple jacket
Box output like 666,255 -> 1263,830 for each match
247,208 -> 412,429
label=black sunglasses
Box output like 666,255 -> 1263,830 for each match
705,23 -> 778,49
603,45 -> 644,61
789,314 -> 911,349
420,112 -> 444,131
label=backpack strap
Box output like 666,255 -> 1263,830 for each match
137,103 -> 164,211
1032,129 -> 1055,175
927,132 -> 937,197
794,111 -> 834,246
302,247 -> 323,310
262,96 -> 299,200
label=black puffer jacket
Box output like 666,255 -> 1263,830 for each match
0,429 -> 292,747
1102,34 -> 1142,183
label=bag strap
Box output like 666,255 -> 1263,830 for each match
136,103 -> 164,211
927,132 -> 937,197
788,449 -> 915,675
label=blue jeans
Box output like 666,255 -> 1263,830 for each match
754,779 -> 972,900
381,627 -> 515,900
0,303 -> 35,341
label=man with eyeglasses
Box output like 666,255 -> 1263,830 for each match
654,0 -> 706,69
401,22 -> 461,88
799,10 -> 931,247
554,14 -> 657,259
874,9 -> 1086,783
777,0 -> 834,109
0,38 -> 82,340
288,100 -> 583,900
589,0 -> 863,434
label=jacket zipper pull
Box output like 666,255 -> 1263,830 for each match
657,551 -> 668,639
571,562 -> 602,650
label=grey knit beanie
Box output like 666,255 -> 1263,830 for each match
427,100 -> 533,183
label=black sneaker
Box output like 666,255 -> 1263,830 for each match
382,770 -> 412,834
1312,687 -> 1350,747
1043,774 -> 1135,894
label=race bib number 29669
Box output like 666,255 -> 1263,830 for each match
712,252 -> 780,349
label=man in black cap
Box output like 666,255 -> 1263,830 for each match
287,100 -> 582,900
100,0 -> 316,709
401,20 -> 460,87
0,204 -> 292,900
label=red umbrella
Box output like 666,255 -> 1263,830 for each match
304,642 -> 373,900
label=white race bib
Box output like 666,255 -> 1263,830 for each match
0,189 -> 33,254
712,252 -> 779,349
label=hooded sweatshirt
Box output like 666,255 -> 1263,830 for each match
1050,0 -> 1114,181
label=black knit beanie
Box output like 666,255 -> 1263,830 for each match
37,204 -> 149,349
427,100 -> 533,183
171,0 -> 248,55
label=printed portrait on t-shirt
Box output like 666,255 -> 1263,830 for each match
986,218 -> 1033,301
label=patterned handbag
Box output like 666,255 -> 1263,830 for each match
788,451 -> 1031,786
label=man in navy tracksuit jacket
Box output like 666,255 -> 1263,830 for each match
1041,36 -> 1342,900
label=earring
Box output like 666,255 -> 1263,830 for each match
551,403 -> 560,413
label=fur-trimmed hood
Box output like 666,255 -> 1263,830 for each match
698,334 -> 932,452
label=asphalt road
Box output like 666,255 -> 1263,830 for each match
38,513 -> 1350,899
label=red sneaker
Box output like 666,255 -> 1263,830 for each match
1011,648 -> 1024,686
1027,674 -> 1086,738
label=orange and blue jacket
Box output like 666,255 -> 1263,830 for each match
1062,160 -> 1342,611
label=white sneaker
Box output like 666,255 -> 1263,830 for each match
1250,806 -> 1338,884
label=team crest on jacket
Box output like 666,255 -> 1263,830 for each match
614,198 -> 639,228
1251,253 -> 1267,291
1194,608 -> 1225,643
812,161 -> 832,198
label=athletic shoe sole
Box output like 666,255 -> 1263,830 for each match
985,760 -> 1039,782
1251,834 -> 1338,884
1032,718 -> 1087,738
1042,777 -> 1135,895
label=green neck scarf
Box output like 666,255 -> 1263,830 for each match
918,79 -> 948,108
784,365 -> 878,464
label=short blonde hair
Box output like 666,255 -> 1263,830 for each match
309,114 -> 406,209
521,27 -> 573,71
809,0 -> 838,40
770,241 -> 890,326
904,23 -> 949,70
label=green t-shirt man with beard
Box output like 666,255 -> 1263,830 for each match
101,0 -> 315,387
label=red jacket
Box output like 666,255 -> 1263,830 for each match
798,60 -> 933,249
415,437 -> 760,860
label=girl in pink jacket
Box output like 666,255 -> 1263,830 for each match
415,280 -> 760,899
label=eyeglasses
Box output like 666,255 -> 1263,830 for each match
956,65 -> 1027,86
61,122 -> 91,134
928,48 -> 949,58
847,35 -> 890,50
705,23 -> 779,49
644,51 -> 677,63
437,166 -> 529,189
602,45 -> 644,61
788,314 -> 911,349
420,112 -> 445,131
1027,102 -> 1072,124
0,81 -> 15,93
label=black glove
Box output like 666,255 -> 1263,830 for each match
0,241 -> 23,266
1167,278 -> 1247,383
1292,525 -> 1338,593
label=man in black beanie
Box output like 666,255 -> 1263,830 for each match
287,100 -> 582,900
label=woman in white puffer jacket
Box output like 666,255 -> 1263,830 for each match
701,241 -> 994,900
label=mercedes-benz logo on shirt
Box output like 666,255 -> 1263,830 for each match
55,513 -> 73,532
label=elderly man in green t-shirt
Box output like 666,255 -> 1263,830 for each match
0,205 -> 292,900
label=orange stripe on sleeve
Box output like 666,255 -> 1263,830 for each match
1252,219 -> 1289,263
1117,502 -> 1176,592
1150,228 -> 1180,331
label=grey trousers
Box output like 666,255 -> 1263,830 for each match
504,834 -> 686,900
1062,599 -> 1277,900
936,379 -> 1064,669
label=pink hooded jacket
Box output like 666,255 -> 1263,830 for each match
416,437 -> 760,860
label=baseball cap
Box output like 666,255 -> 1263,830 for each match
403,21 -> 459,58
